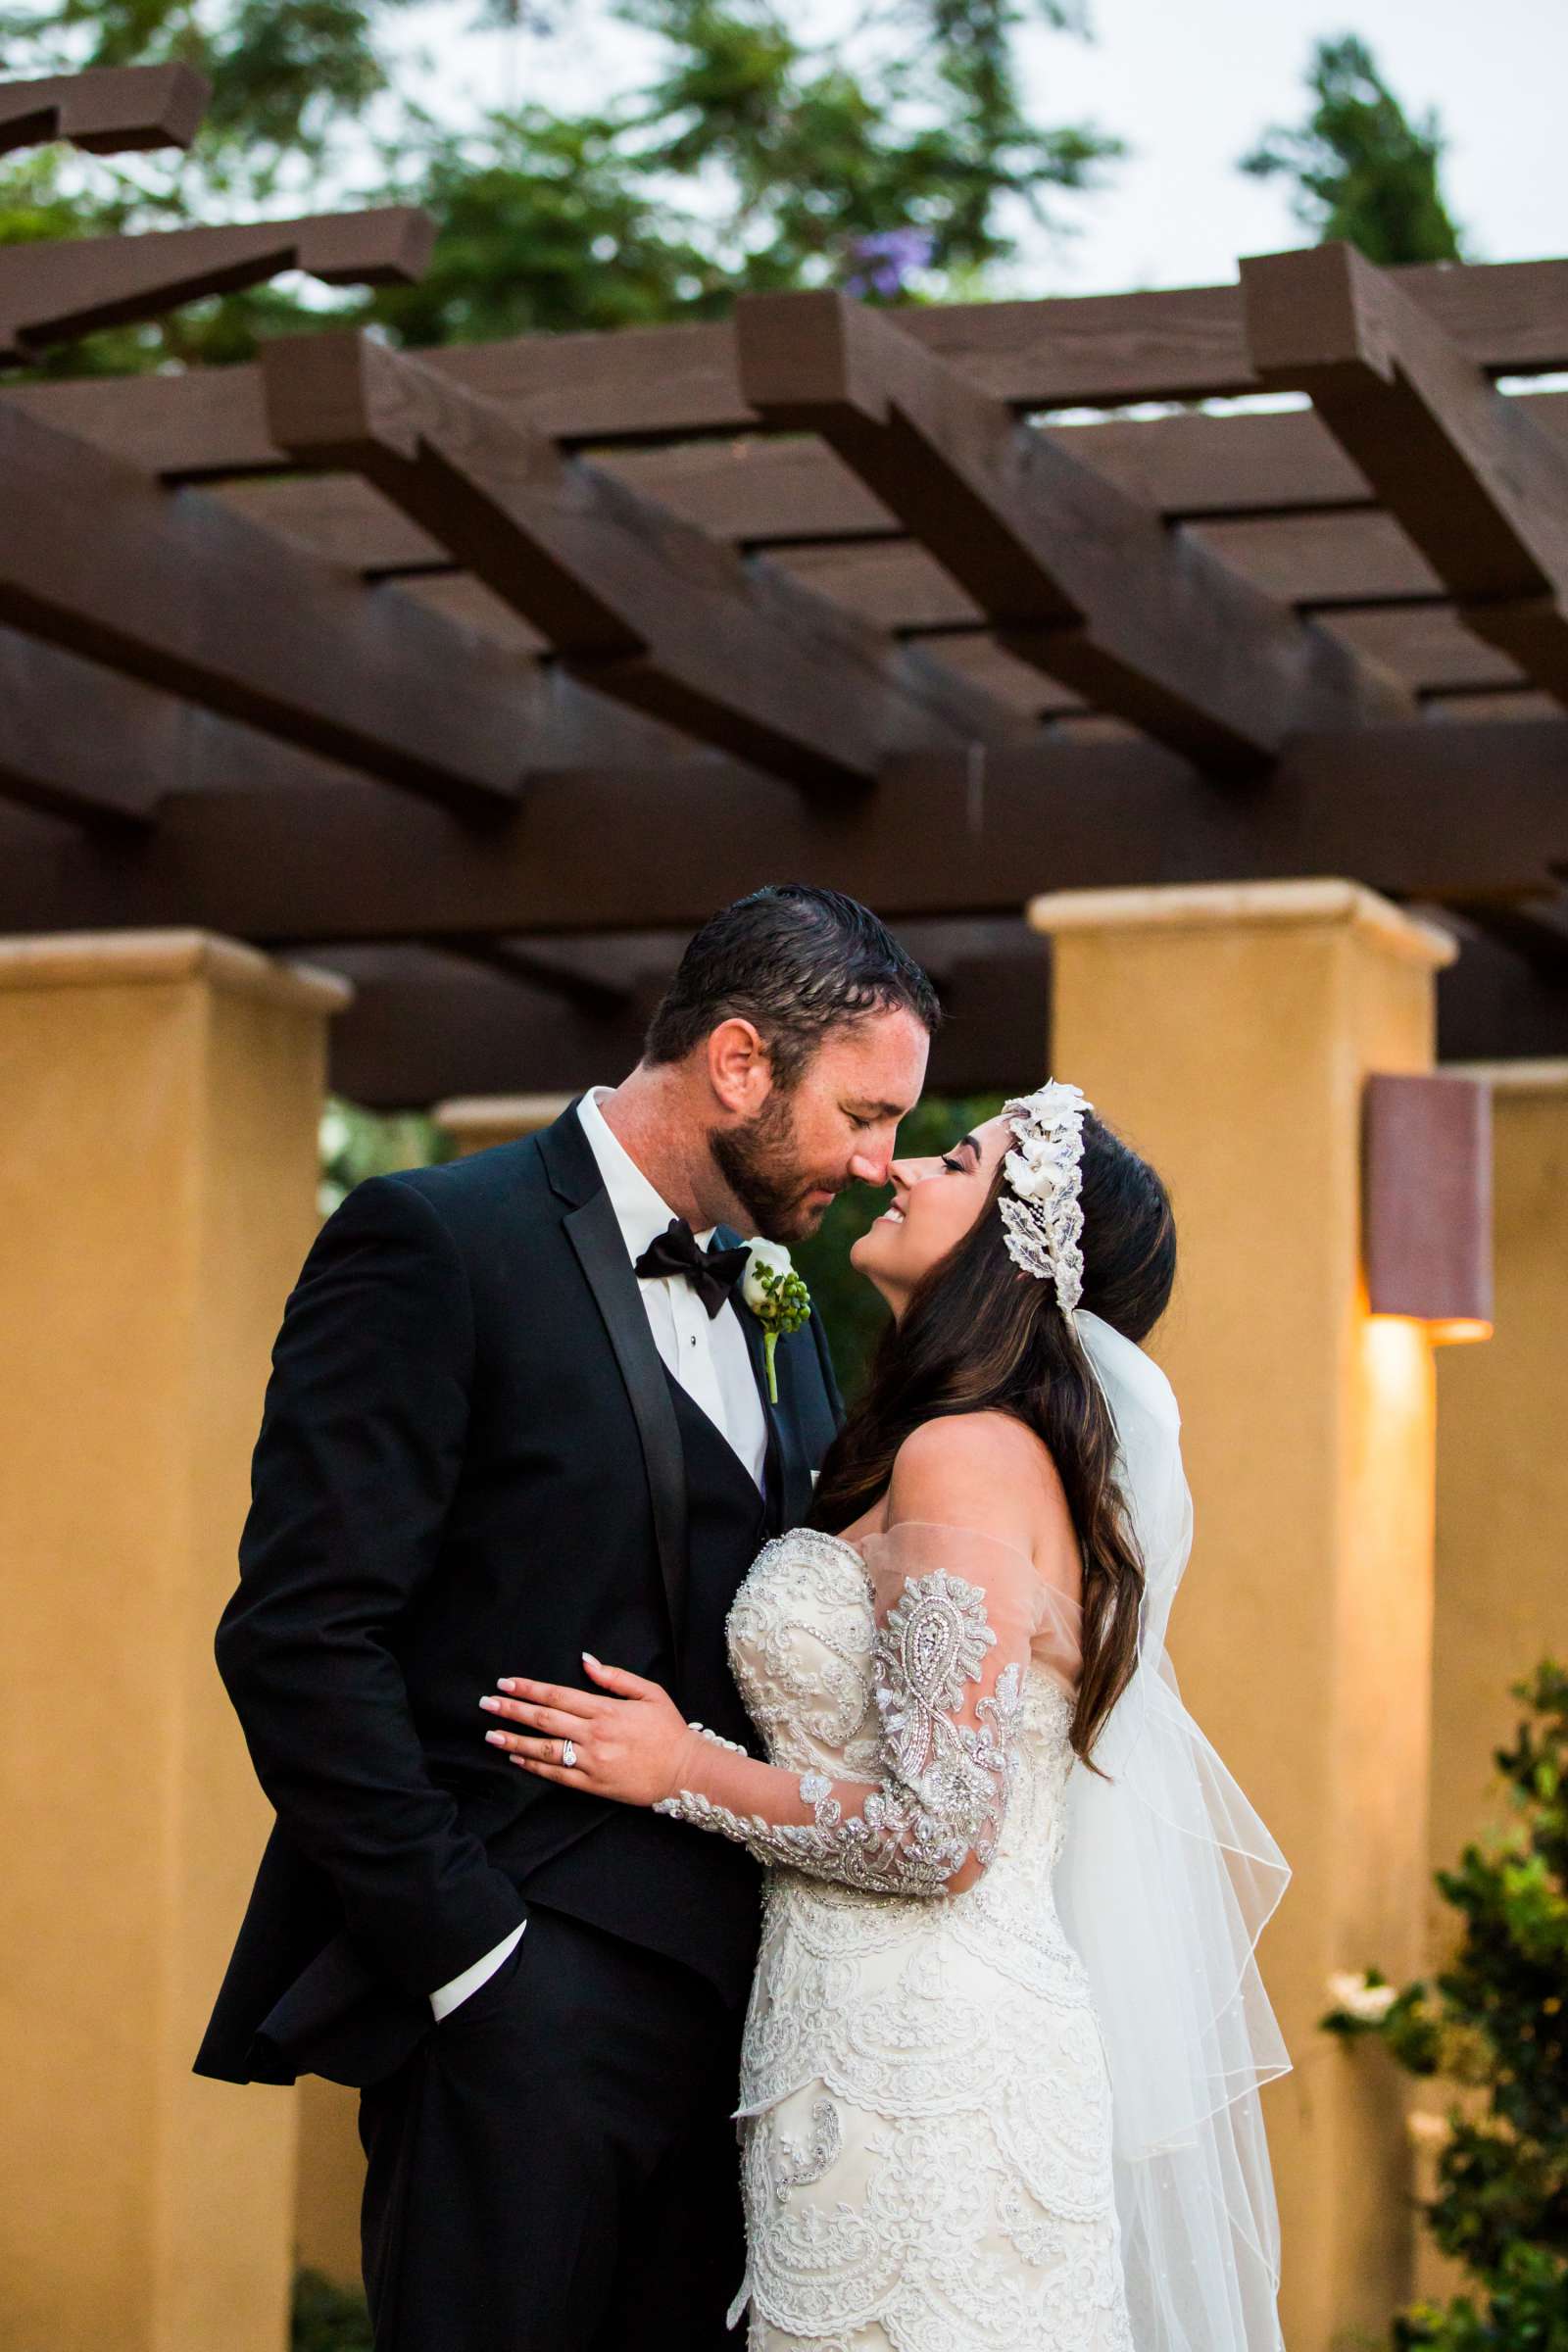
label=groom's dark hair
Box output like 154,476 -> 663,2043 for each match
643,885 -> 941,1087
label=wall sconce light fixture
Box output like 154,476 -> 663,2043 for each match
1363,1073 -> 1494,1344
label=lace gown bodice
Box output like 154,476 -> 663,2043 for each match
703,1525 -> 1136,2352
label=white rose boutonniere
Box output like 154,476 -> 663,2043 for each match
742,1239 -> 811,1403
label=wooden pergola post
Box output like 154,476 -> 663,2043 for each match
1028,878 -> 1454,2352
0,931 -> 349,2352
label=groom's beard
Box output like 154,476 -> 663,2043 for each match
710,1094 -> 845,1244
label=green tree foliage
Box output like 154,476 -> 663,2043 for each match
1241,33 -> 1466,268
1321,1661 -> 1568,2346
0,0 -> 1121,364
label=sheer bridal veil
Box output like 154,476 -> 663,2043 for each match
1055,1309 -> 1293,2352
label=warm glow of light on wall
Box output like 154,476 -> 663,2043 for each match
1361,1309 -> 1433,1412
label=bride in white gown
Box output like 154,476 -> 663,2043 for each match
487,1083 -> 1292,2351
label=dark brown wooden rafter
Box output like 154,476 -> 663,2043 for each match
289,922 -> 1566,1107
0,626 -> 185,830
1243,242 -> 1568,708
259,328 -> 1021,794
0,208 -> 434,364
436,936 -> 640,1020
732,288 -> 1412,773
312,924 -> 1052,1109
320,944 -> 652,1108
0,388 -> 568,817
0,64 -> 209,157
1445,895 -> 1568,977
0,612 -> 737,834
2,717 -> 1564,948
208,472 -> 1452,623
11,257 -> 1568,484
1431,916 -> 1568,1062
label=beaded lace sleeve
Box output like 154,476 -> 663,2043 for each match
653,1522 -> 1073,1898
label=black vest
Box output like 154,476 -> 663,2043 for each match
503,1368 -> 779,2004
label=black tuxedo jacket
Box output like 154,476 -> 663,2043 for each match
195,1100 -> 842,2088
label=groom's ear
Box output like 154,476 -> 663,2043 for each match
705,1017 -> 773,1117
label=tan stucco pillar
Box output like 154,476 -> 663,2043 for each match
293,2080 -> 368,2287
1401,1061 -> 1568,2305
1027,878 -> 1454,2352
1431,1062 -> 1568,1889
433,1092 -> 571,1156
0,930 -> 351,2352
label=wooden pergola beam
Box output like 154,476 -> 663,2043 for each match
0,627 -> 737,833
310,928 -> 1568,1107
1,717 -> 1562,946
0,208 -> 434,363
0,627 -> 177,829
215,918 -> 1562,1110
10,258 -> 1568,480
1243,242 -> 1568,708
0,64 -> 209,157
310,929 -> 1051,1109
217,472 -> 1455,615
734,288 -> 1411,771
437,936 -> 640,1020
260,329 -> 1018,793
1446,895 -> 1568,978
0,389 -> 558,817
1433,918 -> 1568,1062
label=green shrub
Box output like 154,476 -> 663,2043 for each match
1322,1662 -> 1568,2348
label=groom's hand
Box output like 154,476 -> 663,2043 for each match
480,1655 -> 693,1807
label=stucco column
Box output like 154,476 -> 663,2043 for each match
1398,1060 -> 1568,2305
0,930 -> 351,2352
1026,878 -> 1455,2352
433,1091 -> 572,1156
1430,1062 -> 1568,1890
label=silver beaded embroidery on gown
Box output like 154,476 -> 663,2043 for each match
715,1523 -> 1133,2352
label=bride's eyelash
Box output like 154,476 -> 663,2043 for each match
940,1153 -> 964,1173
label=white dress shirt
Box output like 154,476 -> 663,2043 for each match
431,1085 -> 767,2018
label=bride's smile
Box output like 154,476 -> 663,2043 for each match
853,1115 -> 1014,1313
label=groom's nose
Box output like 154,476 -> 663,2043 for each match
848,1131 -> 898,1187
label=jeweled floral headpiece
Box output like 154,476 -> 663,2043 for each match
999,1080 -> 1091,1323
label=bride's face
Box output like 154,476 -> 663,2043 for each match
851,1112 -> 1014,1312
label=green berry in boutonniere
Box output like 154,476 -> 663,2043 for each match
742,1239 -> 811,1403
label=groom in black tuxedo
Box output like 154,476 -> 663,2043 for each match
196,884 -> 936,2351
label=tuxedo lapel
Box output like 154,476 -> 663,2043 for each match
720,1230 -> 815,1535
770,1356 -> 818,1533
730,1293 -> 783,1530
543,1105 -> 690,1641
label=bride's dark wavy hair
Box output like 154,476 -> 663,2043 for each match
809,1111 -> 1176,1775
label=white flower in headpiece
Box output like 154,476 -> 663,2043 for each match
998,1080 -> 1091,1323
1004,1150 -> 1054,1202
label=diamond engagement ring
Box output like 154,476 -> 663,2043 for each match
561,1739 -> 578,1769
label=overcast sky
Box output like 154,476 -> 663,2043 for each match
400,0 -> 1568,299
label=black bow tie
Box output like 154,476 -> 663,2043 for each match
632,1217 -> 752,1319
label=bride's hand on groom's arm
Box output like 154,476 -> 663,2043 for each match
479,1655 -> 695,1807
